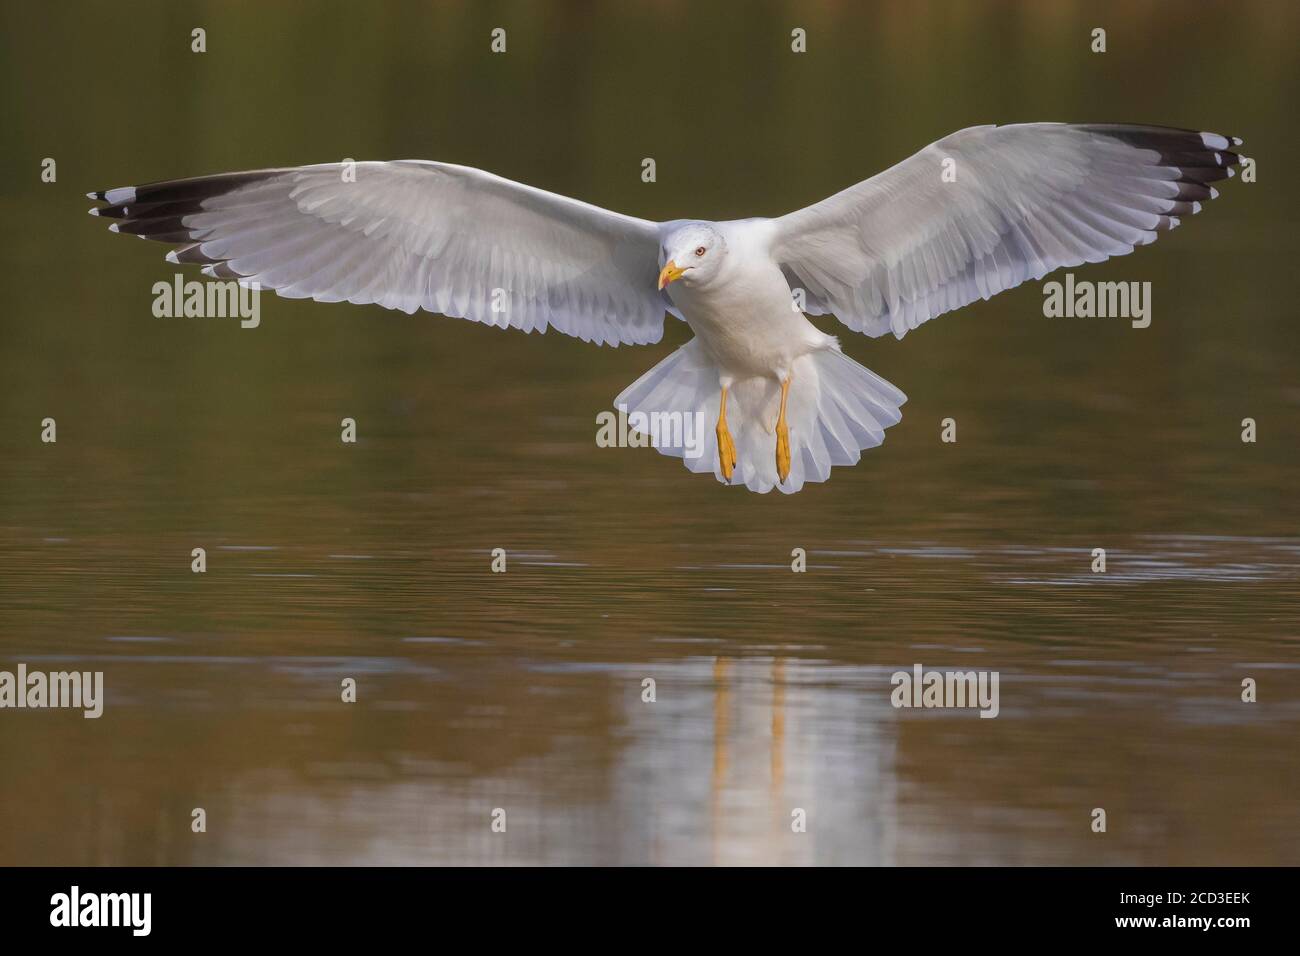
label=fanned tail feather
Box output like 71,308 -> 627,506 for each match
614,339 -> 906,493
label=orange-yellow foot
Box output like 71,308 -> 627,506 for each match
717,423 -> 737,480
717,385 -> 737,480
775,376 -> 792,484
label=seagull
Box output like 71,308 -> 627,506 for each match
89,123 -> 1241,493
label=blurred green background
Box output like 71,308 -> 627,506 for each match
1,0 -> 1297,865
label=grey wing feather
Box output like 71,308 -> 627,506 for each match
771,123 -> 1242,339
90,161 -> 677,346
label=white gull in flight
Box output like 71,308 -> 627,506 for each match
90,123 -> 1242,493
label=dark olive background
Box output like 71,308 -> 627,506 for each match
1,0 -> 1297,864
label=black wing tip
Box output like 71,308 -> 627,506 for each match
87,170 -> 280,260
86,169 -> 283,283
1082,123 -> 1244,153
86,169 -> 279,217
1083,124 -> 1245,190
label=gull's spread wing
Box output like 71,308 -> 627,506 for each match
770,123 -> 1242,339
90,161 -> 674,346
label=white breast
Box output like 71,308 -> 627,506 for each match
668,219 -> 832,380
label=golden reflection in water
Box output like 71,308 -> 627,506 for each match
710,656 -> 730,866
707,657 -> 791,863
771,658 -> 785,822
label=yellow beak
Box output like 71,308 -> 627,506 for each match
657,259 -> 686,290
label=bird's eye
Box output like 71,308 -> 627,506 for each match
694,246 -> 706,257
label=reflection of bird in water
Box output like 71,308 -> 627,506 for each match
710,657 -> 731,867
771,658 -> 785,800
709,656 -> 788,865
90,125 -> 1241,492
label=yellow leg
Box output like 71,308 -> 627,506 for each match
775,376 -> 792,484
716,386 -> 737,480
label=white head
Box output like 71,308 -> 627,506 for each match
658,223 -> 727,291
